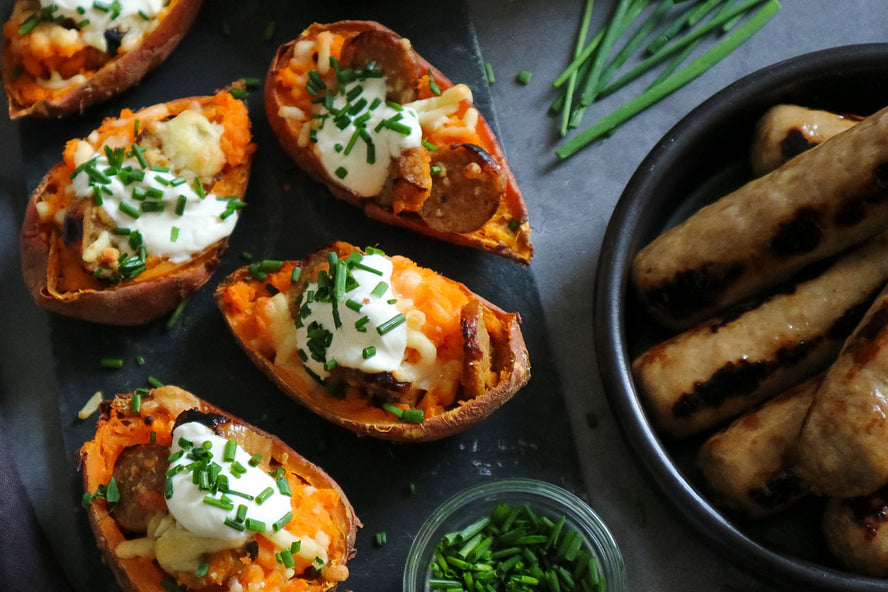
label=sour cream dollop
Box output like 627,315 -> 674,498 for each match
296,252 -> 408,380
70,151 -> 239,265
312,76 -> 422,197
42,0 -> 165,52
165,421 -> 293,541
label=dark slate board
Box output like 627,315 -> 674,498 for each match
1,1 -> 583,590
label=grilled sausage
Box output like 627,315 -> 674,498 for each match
110,444 -> 169,534
797,281 -> 888,498
633,230 -> 888,438
631,104 -> 888,330
698,378 -> 816,519
823,487 -> 888,577
339,29 -> 422,104
418,143 -> 505,234
750,104 -> 861,176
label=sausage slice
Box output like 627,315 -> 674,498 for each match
339,29 -> 422,104
419,144 -> 505,234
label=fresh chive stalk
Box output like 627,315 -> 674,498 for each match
556,0 -> 780,159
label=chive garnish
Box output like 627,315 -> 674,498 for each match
223,439 -> 237,462
334,166 -> 348,179
100,357 -> 124,369
517,70 -> 533,85
371,281 -> 388,298
377,313 -> 406,335
362,346 -> 376,359
428,68 -> 441,95
148,376 -> 164,388
273,511 -> 293,532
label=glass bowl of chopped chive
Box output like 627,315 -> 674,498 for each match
403,478 -> 627,592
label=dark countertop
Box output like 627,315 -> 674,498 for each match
469,1 -> 886,590
0,1 -> 885,590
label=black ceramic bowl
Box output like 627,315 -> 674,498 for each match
595,44 -> 888,591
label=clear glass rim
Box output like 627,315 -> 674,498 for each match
402,478 -> 628,592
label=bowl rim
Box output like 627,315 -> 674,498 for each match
402,477 -> 628,592
594,43 -> 888,591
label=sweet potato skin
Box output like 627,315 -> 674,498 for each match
264,21 -> 533,264
80,385 -> 359,592
20,93 -> 253,326
215,242 -> 531,442
2,0 -> 204,118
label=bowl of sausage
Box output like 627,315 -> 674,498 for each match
596,43 -> 888,591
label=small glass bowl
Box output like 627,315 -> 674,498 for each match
403,478 -> 628,592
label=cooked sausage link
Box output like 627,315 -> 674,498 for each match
375,146 -> 432,213
634,230 -> 888,438
419,144 -> 505,234
698,378 -> 816,519
798,282 -> 888,498
823,488 -> 888,577
111,444 -> 169,534
632,105 -> 888,330
750,104 -> 861,176
339,29 -> 422,104
461,298 -> 496,398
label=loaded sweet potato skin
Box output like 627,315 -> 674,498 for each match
20,90 -> 254,325
1,0 -> 203,118
265,21 -> 533,264
215,242 -> 531,441
80,385 -> 359,592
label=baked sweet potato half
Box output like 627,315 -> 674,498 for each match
20,89 -> 255,325
265,21 -> 533,264
80,385 -> 359,592
1,0 -> 203,118
215,242 -> 531,441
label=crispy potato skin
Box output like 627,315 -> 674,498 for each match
2,0 -> 204,118
264,21 -> 532,264
20,94 -> 253,325
215,242 -> 531,442
80,386 -> 359,592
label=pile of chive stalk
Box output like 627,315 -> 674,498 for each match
553,0 -> 781,159
428,502 -> 604,592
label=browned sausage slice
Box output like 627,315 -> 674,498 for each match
419,144 -> 505,234
111,443 -> 169,534
339,29 -> 422,104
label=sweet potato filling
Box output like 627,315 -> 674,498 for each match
270,23 -> 532,262
33,91 -> 252,295
220,247 -> 510,421
1,0 -> 176,106
81,387 -> 351,592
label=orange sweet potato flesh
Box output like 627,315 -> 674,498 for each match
215,241 -> 531,442
20,90 -> 254,325
80,385 -> 359,592
1,0 -> 203,118
265,21 -> 533,264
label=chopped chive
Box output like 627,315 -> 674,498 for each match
118,202 -> 141,219
516,70 -> 533,85
362,346 -> 376,359
224,517 -> 246,531
334,166 -> 348,179
148,376 -> 164,388
100,357 -> 124,369
403,408 -> 425,424
130,393 -> 141,413
273,511 -> 293,531
484,62 -> 495,85
256,487 -> 274,505
376,313 -> 406,335
371,281 -> 388,298
245,518 -> 266,532
165,299 -> 187,330
428,68 -> 441,95
291,266 -> 302,283
278,549 -> 296,568
170,226 -> 180,242
223,439 -> 237,462
195,562 -> 209,578
203,495 -> 234,511
375,532 -> 387,547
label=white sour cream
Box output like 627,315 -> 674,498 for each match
70,151 -> 238,265
166,421 -> 293,541
297,252 -> 408,379
312,77 -> 422,197
42,0 -> 165,53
